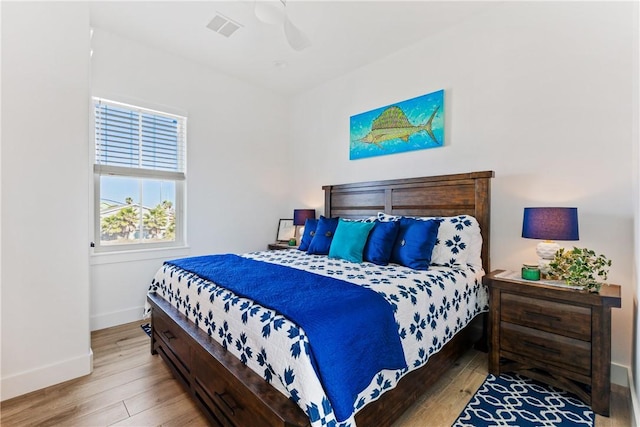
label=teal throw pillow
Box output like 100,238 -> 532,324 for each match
329,219 -> 376,263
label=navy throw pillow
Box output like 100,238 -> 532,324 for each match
307,216 -> 339,255
390,217 -> 441,270
297,218 -> 318,251
363,220 -> 401,265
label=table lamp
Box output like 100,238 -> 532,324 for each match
293,209 -> 315,245
522,207 -> 579,274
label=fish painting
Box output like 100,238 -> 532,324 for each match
359,105 -> 439,148
350,89 -> 444,160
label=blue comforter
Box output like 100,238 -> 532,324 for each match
166,254 -> 407,422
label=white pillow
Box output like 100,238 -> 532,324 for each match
377,212 -> 482,268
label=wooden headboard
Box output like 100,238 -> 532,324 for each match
322,170 -> 495,273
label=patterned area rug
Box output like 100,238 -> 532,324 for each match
453,373 -> 594,426
141,322 -> 151,337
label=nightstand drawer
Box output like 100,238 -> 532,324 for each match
501,292 -> 591,341
501,322 -> 591,376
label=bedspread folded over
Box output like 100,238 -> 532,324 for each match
166,254 -> 407,422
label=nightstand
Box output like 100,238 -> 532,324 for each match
268,242 -> 297,250
483,270 -> 621,416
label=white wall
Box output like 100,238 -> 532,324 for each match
1,2 -> 92,400
289,2 -> 636,377
89,29 -> 292,330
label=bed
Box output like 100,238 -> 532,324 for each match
146,170 -> 494,427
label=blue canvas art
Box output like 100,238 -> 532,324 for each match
350,89 -> 444,160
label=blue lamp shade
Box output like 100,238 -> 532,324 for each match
293,209 -> 316,226
522,207 -> 579,241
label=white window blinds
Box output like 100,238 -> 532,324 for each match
93,98 -> 186,180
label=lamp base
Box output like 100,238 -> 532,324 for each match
535,241 -> 560,259
536,241 -> 559,275
294,226 -> 305,245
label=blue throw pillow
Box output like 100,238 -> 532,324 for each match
363,220 -> 401,265
329,219 -> 376,263
390,217 -> 441,270
297,218 -> 318,251
307,216 -> 339,255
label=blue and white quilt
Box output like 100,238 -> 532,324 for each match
147,250 -> 488,427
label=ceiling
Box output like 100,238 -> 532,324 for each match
89,1 -> 500,96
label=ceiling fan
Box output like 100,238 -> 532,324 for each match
253,0 -> 311,51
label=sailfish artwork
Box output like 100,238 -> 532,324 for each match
359,105 -> 440,148
349,88 -> 445,160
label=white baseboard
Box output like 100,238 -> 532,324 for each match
90,306 -> 145,331
613,362 -> 631,387
0,349 -> 93,401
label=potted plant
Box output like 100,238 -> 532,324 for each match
548,247 -> 612,292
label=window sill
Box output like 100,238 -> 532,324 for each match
90,245 -> 190,265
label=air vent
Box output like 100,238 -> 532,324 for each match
206,13 -> 242,38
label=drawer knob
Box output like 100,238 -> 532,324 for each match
162,330 -> 176,341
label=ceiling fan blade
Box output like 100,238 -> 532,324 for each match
283,17 -> 311,51
254,0 -> 285,25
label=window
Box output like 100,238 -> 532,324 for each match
93,98 -> 186,251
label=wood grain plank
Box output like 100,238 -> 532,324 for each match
1,359 -> 173,426
56,401 -> 130,427
123,377 -> 189,416
109,394 -> 202,426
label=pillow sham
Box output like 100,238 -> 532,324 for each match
363,220 -> 401,265
307,216 -> 340,255
297,218 -> 318,251
431,215 -> 482,268
390,217 -> 440,270
328,219 -> 375,263
378,212 -> 482,267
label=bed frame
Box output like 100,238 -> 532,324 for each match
147,170 -> 494,427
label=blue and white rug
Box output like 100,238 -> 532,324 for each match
141,322 -> 151,337
453,373 -> 594,426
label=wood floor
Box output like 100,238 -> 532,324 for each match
1,320 -> 631,426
